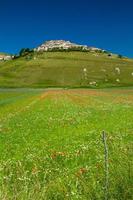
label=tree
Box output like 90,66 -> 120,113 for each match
19,48 -> 32,57
118,54 -> 123,59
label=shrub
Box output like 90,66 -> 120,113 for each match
19,48 -> 33,57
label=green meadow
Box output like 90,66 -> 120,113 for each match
0,51 -> 133,88
0,88 -> 132,199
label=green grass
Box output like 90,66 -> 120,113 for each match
0,51 -> 133,88
0,88 -> 132,199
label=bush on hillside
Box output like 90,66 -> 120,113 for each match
118,54 -> 123,59
19,48 -> 33,57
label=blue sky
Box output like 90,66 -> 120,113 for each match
0,0 -> 133,57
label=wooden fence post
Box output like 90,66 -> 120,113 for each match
102,130 -> 109,200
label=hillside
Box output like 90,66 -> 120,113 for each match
0,50 -> 133,88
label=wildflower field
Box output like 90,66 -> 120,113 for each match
0,88 -> 132,199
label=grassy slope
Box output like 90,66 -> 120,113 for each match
0,51 -> 133,88
0,89 -> 132,199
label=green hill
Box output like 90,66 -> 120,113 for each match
0,51 -> 133,88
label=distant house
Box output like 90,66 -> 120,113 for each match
35,40 -> 90,52
4,55 -> 13,61
0,55 -> 4,61
0,55 -> 13,61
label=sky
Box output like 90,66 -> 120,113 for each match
0,0 -> 133,57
